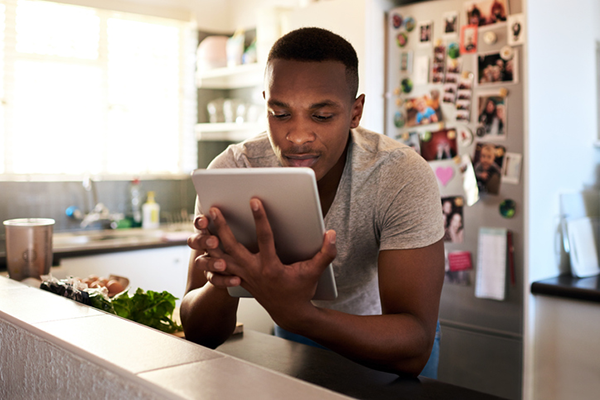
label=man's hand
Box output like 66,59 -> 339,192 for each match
186,213 -> 242,291
203,198 -> 337,328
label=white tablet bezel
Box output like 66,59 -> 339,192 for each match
191,167 -> 338,300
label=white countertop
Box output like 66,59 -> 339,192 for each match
0,275 -> 350,399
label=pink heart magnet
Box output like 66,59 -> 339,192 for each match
435,166 -> 454,186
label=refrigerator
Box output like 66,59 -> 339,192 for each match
385,1 -> 524,399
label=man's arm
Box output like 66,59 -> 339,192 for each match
202,199 -> 445,376
282,239 -> 445,376
179,225 -> 241,349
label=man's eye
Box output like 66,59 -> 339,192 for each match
270,111 -> 289,119
313,114 -> 333,121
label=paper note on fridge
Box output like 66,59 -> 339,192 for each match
475,228 -> 508,301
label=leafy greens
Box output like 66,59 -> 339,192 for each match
110,288 -> 182,333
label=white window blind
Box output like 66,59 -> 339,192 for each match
0,0 -> 197,178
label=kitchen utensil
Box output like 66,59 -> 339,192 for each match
3,218 -> 55,281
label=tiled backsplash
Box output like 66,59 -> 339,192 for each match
0,178 -> 197,237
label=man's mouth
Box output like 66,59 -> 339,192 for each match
284,154 -> 319,168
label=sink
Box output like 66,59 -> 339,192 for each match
53,228 -> 193,250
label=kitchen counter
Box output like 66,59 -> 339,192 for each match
0,276 -> 506,400
530,273 -> 600,303
0,227 -> 193,271
218,330 -> 507,400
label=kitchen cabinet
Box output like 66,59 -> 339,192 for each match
196,63 -> 266,143
532,295 -> 600,400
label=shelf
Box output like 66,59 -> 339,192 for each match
196,63 -> 265,89
195,122 -> 265,142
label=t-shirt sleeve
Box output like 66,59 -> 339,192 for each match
377,150 -> 445,250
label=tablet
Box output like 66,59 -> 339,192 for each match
191,167 -> 338,300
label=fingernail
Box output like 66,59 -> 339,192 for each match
329,230 -> 336,244
206,237 -> 217,248
251,199 -> 259,211
214,260 -> 225,271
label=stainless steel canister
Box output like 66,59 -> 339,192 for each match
3,218 -> 55,281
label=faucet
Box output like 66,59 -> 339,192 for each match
66,176 -> 123,229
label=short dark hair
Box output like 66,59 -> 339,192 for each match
267,27 -> 359,99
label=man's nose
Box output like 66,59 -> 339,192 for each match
286,120 -> 316,145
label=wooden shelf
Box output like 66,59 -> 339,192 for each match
195,122 -> 265,142
196,63 -> 265,89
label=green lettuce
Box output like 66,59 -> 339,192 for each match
111,288 -> 182,333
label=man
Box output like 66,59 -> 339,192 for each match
181,27 -> 445,378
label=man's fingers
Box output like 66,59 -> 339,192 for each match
311,230 -> 337,273
250,198 -> 277,260
193,215 -> 209,231
209,207 -> 251,260
205,271 -> 241,287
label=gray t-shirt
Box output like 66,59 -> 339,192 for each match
197,126 -> 444,316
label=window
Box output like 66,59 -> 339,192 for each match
0,0 -> 197,178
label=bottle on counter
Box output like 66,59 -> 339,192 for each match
142,191 -> 160,229
129,178 -> 143,228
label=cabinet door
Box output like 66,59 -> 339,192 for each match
59,246 -> 190,306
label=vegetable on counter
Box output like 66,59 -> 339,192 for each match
111,288 -> 182,333
40,275 -> 182,334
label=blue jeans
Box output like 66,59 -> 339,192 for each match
273,320 -> 441,379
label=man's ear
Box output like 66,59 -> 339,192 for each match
350,94 -> 365,129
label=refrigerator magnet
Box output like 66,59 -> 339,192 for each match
393,110 -> 405,128
499,199 -> 516,218
500,45 -> 514,60
459,25 -> 478,54
395,131 -> 421,154
404,16 -> 416,32
432,45 -> 446,84
473,142 -> 506,195
404,90 -> 442,127
391,13 -> 403,29
442,11 -> 459,38
476,50 -> 518,86
459,154 -> 479,206
400,51 -> 413,72
442,196 -> 465,244
419,128 -> 458,161
457,126 -> 474,147
396,32 -> 408,48
501,152 -> 522,184
413,55 -> 430,85
507,13 -> 525,46
464,0 -> 509,29
401,77 -> 413,93
447,42 -> 460,59
476,90 -> 508,140
447,251 -> 472,270
483,31 -> 497,45
418,21 -> 433,46
435,165 -> 455,187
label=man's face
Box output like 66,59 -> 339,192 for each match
263,59 -> 364,181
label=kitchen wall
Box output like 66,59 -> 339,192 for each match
0,178 -> 197,237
